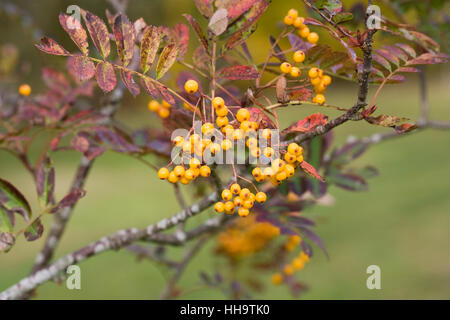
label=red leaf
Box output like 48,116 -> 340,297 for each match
300,161 -> 324,182
113,13 -> 135,67
283,114 -> 328,134
72,135 -> 90,153
183,14 -> 209,53
141,77 -> 160,99
120,70 -> 140,97
248,107 -> 275,128
193,0 -> 214,17
289,88 -> 312,101
67,55 -> 96,82
81,10 -> 111,59
172,24 -> 189,60
395,123 -> 418,134
42,68 -> 71,95
140,26 -> 161,73
35,37 -> 70,56
219,0 -> 258,20
59,13 -> 89,55
95,62 -> 117,93
218,65 -> 258,80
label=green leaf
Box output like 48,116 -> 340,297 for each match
0,178 -> 31,221
36,156 -> 55,207
156,43 -> 179,79
331,12 -> 353,24
95,61 -> 117,93
315,0 -> 343,15
24,218 -> 44,242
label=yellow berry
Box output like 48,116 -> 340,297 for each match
168,171 -> 178,183
287,9 -> 298,19
322,75 -> 332,86
215,106 -> 228,117
293,258 -> 305,270
314,94 -> 326,104
238,207 -> 250,217
19,84 -> 31,96
293,17 -> 305,28
310,77 -> 321,86
173,136 -> 184,147
157,167 -> 169,180
284,153 -> 296,164
252,167 -> 262,178
308,67 -> 320,78
307,32 -> 319,44
179,177 -> 190,185
280,62 -> 292,74
287,143 -> 300,155
173,165 -> 185,178
212,97 -> 225,109
214,202 -> 224,213
262,128 -> 272,140
221,139 -> 233,151
222,124 -> 234,136
158,107 -> 170,119
297,155 -> 304,163
283,15 -> 294,26
230,183 -> 241,195
271,273 -> 283,285
246,137 -> 258,149
300,251 -> 310,262
284,265 -> 295,275
276,171 -> 287,182
199,165 -> 211,177
290,67 -> 301,78
263,167 -> 274,177
201,122 -> 214,135
216,116 -> 229,128
233,196 -> 243,207
293,50 -> 306,63
222,189 -> 233,201
232,129 -> 244,141
271,158 -> 286,172
208,143 -> 221,154
263,147 -> 274,158
314,83 -> 327,94
255,192 -> 267,203
250,147 -> 261,158
148,100 -> 160,112
255,175 -> 265,183
161,100 -> 171,108
236,108 -> 251,122
189,158 -> 201,169
224,201 -> 235,214
242,199 -> 254,209
240,120 -> 251,132
184,168 -> 195,180
298,26 -> 310,38
285,164 -> 295,177
240,188 -> 251,200
184,79 -> 199,94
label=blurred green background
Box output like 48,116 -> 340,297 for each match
0,0 -> 449,299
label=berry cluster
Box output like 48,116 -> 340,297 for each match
158,159 -> 211,185
271,235 -> 310,285
251,142 -> 304,187
148,99 -> 172,119
214,183 -> 267,217
308,67 -> 331,104
217,215 -> 280,259
283,8 -> 319,44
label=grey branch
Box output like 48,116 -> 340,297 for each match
0,191 -> 218,300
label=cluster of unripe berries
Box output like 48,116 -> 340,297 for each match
251,142 -> 304,187
271,235 -> 310,285
157,158 -> 211,185
217,216 -> 280,259
283,8 -> 319,44
148,99 -> 171,119
18,84 -> 31,96
308,67 -> 331,105
214,183 -> 267,217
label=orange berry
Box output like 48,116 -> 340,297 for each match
18,84 -> 31,96
157,107 -> 170,119
161,100 -> 171,108
271,273 -> 283,285
284,265 -> 295,275
148,100 -> 160,112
